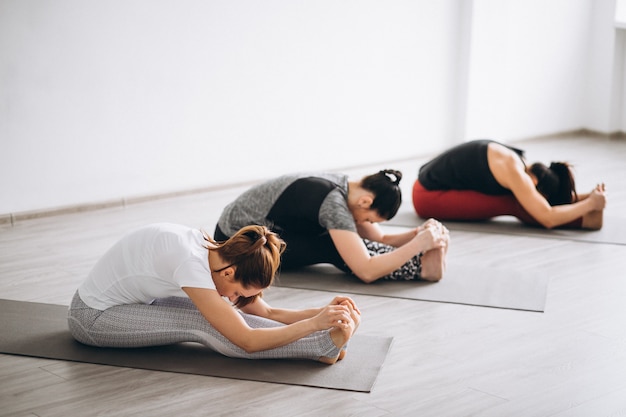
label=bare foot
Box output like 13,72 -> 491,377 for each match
420,247 -> 446,281
319,324 -> 352,364
319,309 -> 358,365
335,301 -> 361,361
340,301 -> 361,332
582,210 -> 603,230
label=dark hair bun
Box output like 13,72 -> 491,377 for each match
530,161 -> 576,206
380,169 -> 402,186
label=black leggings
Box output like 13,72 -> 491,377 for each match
214,225 -> 423,280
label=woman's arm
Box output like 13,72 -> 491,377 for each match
490,145 -> 606,229
241,296 -> 322,324
503,161 -> 605,229
357,222 -> 417,247
357,219 -> 446,247
183,287 -> 351,353
328,226 -> 445,283
240,295 -> 360,325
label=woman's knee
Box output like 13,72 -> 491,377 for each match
67,315 -> 100,346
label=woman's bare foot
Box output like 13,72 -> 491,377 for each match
319,306 -> 359,365
582,210 -> 603,230
340,301 -> 361,330
319,321 -> 354,364
420,247 -> 446,281
335,301 -> 361,361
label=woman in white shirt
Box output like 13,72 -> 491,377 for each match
68,223 -> 359,364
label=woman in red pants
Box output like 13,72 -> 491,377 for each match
413,139 -> 606,229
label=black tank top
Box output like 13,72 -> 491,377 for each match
266,177 -> 337,234
418,139 -> 525,195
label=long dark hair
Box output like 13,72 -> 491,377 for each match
360,169 -> 403,220
529,161 -> 577,206
204,225 -> 286,308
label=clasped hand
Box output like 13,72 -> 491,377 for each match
589,183 -> 607,210
414,218 -> 450,252
312,296 -> 360,330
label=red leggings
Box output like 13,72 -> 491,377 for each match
412,180 -> 583,229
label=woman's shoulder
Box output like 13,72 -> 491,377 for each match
488,144 -> 529,188
136,223 -> 204,250
281,172 -> 348,193
488,142 -> 525,166
254,172 -> 342,190
288,171 -> 347,183
487,140 -> 525,158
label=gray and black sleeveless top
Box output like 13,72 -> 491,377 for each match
217,173 -> 357,237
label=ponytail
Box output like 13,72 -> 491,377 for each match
204,225 -> 286,307
530,161 -> 577,206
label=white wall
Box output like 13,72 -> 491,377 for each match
0,0 -> 619,215
0,0 -> 463,214
464,0 -> 609,140
588,0 -> 620,131
612,0 -> 626,131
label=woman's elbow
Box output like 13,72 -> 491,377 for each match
532,211 -> 558,229
538,219 -> 558,229
238,340 -> 261,353
242,346 -> 259,354
231,333 -> 262,353
351,269 -> 379,284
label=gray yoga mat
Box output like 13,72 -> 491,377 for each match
275,262 -> 548,312
0,299 -> 391,392
386,204 -> 626,246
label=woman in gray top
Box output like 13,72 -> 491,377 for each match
215,170 -> 449,282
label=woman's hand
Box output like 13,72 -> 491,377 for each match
413,218 -> 449,252
588,183 -> 607,211
311,304 -> 352,331
327,296 -> 361,315
415,218 -> 440,233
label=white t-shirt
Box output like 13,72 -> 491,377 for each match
79,223 -> 215,310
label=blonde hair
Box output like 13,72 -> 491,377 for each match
204,225 -> 286,307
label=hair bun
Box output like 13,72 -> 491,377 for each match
380,169 -> 402,185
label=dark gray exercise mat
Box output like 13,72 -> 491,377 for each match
275,262 -> 548,312
385,204 -> 626,246
0,299 -> 391,392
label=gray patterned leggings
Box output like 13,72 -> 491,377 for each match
68,291 -> 340,360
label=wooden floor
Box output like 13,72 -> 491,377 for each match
1,133 -> 625,416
